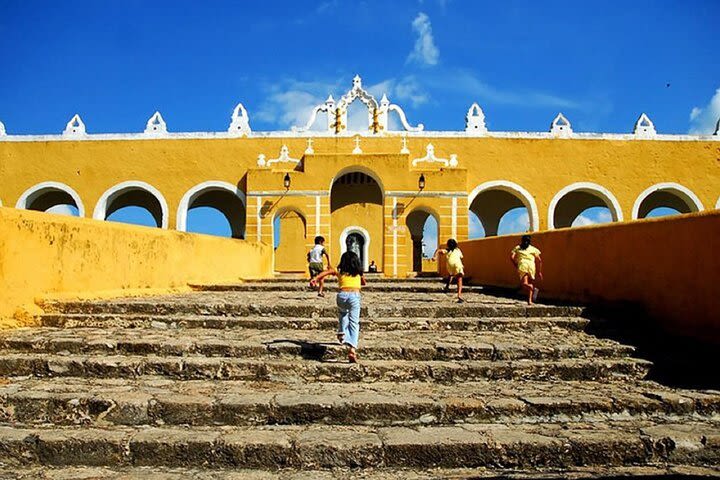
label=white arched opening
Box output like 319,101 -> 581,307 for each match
176,181 -> 246,237
93,181 -> 169,229
339,225 -> 371,272
548,182 -> 623,229
631,182 -> 704,219
468,180 -> 540,234
15,181 -> 85,217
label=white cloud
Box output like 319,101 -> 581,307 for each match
428,69 -> 579,109
498,209 -> 529,235
572,208 -> 612,227
45,204 -> 78,216
689,88 -> 720,134
407,12 -> 439,66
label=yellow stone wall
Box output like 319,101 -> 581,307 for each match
1,135 -> 718,277
0,207 -> 272,327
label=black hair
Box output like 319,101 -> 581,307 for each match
446,238 -> 458,251
314,236 -> 325,245
520,235 -> 531,250
338,251 -> 362,276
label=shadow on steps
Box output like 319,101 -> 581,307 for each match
583,304 -> 719,391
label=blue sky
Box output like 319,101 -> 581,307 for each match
2,1 -> 717,246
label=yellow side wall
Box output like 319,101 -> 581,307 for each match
0,207 -> 272,327
453,211 -> 720,343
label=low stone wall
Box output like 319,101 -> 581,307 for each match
453,211 -> 720,343
0,207 -> 272,327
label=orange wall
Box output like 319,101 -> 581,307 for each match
0,207 -> 273,327
456,211 -> 720,342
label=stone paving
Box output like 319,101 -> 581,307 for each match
0,277 -> 719,478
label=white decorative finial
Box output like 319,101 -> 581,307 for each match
0,120 -> 5,136
228,103 -> 251,135
352,136 -> 362,154
380,94 -> 390,107
260,145 -> 301,168
63,114 -> 86,136
400,135 -> 410,154
325,95 -> 335,105
550,113 -> 572,137
465,103 -> 487,135
412,143 -> 458,168
633,113 -> 656,138
145,111 -> 167,135
353,75 -> 362,88
305,138 -> 314,154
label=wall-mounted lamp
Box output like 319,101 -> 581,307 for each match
418,174 -> 426,191
283,173 -> 291,190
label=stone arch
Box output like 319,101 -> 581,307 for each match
330,167 -> 384,272
548,182 -> 623,229
93,181 -> 169,229
631,182 -> 704,219
468,181 -> 539,236
329,166 -> 385,196
176,181 -> 246,238
15,181 -> 85,217
273,207 -> 308,272
405,207 -> 440,273
339,225 -> 371,272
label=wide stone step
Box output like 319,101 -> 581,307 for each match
42,301 -> 584,319
0,354 -> 651,382
0,328 -> 632,362
4,464 -> 720,479
39,314 -> 590,333
3,377 -> 718,428
191,282 -> 483,293
0,422 -> 718,470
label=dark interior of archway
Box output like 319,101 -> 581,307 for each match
554,191 -> 610,228
407,210 -> 430,272
27,190 -> 77,212
637,191 -> 692,218
106,189 -> 163,228
331,172 -> 382,212
469,190 -> 525,237
188,190 -> 246,238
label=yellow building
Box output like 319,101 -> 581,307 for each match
1,76 -> 718,277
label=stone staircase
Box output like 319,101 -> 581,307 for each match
0,277 -> 718,478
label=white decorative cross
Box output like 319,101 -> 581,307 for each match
352,136 -> 363,154
400,136 -> 410,154
305,138 -> 314,155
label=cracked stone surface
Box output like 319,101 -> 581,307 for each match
0,277 -> 719,477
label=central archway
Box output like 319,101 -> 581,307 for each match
405,208 -> 439,273
330,168 -> 383,272
93,181 -> 168,228
548,182 -> 623,229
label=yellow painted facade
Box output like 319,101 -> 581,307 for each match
1,78 -> 718,277
1,134 -> 718,277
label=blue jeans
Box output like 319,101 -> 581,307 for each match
336,291 -> 361,349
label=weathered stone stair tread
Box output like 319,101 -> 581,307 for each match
0,353 -> 651,382
0,327 -> 632,361
2,377 -> 719,427
190,282 -> 484,293
39,314 -> 589,332
42,294 -> 584,318
5,465 -> 720,480
0,422 -> 718,469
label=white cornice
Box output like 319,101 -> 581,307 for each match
1,130 -> 718,143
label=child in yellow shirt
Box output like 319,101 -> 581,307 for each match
433,239 -> 465,303
510,235 -> 543,305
